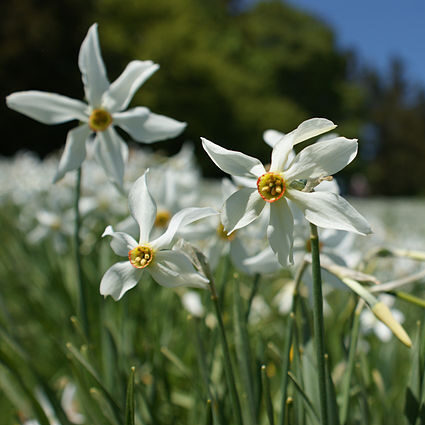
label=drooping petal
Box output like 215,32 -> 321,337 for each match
152,207 -> 218,250
221,188 -> 265,234
94,127 -> 127,187
263,129 -> 285,148
102,225 -> 138,256
128,171 -> 157,243
6,91 -> 88,124
78,23 -> 109,107
287,189 -> 372,235
114,107 -> 186,143
267,198 -> 294,266
102,60 -> 159,112
53,124 -> 91,183
284,137 -> 358,182
202,138 -> 265,178
149,250 -> 209,289
100,261 -> 142,300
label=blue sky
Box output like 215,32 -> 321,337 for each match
244,0 -> 425,87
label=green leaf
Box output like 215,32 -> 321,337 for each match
125,367 -> 135,425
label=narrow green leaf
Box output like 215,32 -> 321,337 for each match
324,354 -> 340,425
340,302 -> 362,425
125,367 -> 135,425
261,365 -> 275,425
278,312 -> 295,425
0,349 -> 51,425
287,372 -> 320,425
66,342 -> 122,422
233,278 -> 257,424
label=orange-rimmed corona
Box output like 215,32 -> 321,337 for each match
128,245 -> 154,269
257,172 -> 286,203
88,108 -> 113,132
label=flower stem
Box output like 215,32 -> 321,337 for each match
74,167 -> 89,337
278,259 -> 307,425
309,223 -> 328,425
340,301 -> 363,424
245,273 -> 261,322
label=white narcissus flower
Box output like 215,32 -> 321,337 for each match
100,170 -> 217,300
6,23 -> 186,187
202,118 -> 372,267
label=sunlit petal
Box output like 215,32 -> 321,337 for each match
268,198 -> 294,266
284,137 -> 358,181
128,170 -> 157,243
102,225 -> 138,257
6,91 -> 87,124
103,60 -> 159,112
78,23 -> 109,106
53,125 -> 90,183
221,188 -> 265,234
100,261 -> 142,300
114,108 -> 186,143
287,189 -> 372,235
202,138 -> 265,178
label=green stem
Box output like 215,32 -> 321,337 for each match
340,301 -> 363,425
278,260 -> 307,425
74,167 -> 89,337
391,291 -> 425,308
309,223 -> 328,425
207,269 -> 243,425
245,273 -> 261,322
261,365 -> 275,425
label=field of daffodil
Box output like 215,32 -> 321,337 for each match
1,23 -> 425,425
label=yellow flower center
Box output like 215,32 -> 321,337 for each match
155,210 -> 171,228
128,245 -> 154,269
257,172 -> 286,203
217,223 -> 237,241
88,108 -> 113,132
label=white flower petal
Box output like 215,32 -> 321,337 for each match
284,137 -> 358,182
270,136 -> 297,173
268,199 -> 294,266
263,129 -> 285,148
287,189 -> 372,235
149,250 -> 209,289
243,246 -> 282,275
94,127 -> 127,187
102,60 -> 159,112
114,107 -> 186,143
53,124 -> 90,183
128,171 -> 157,243
270,118 -> 336,172
290,118 -> 337,146
78,23 -> 109,106
202,138 -> 265,178
6,91 -> 88,124
152,207 -> 218,250
102,225 -> 137,256
221,188 -> 265,234
100,261 -> 142,300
